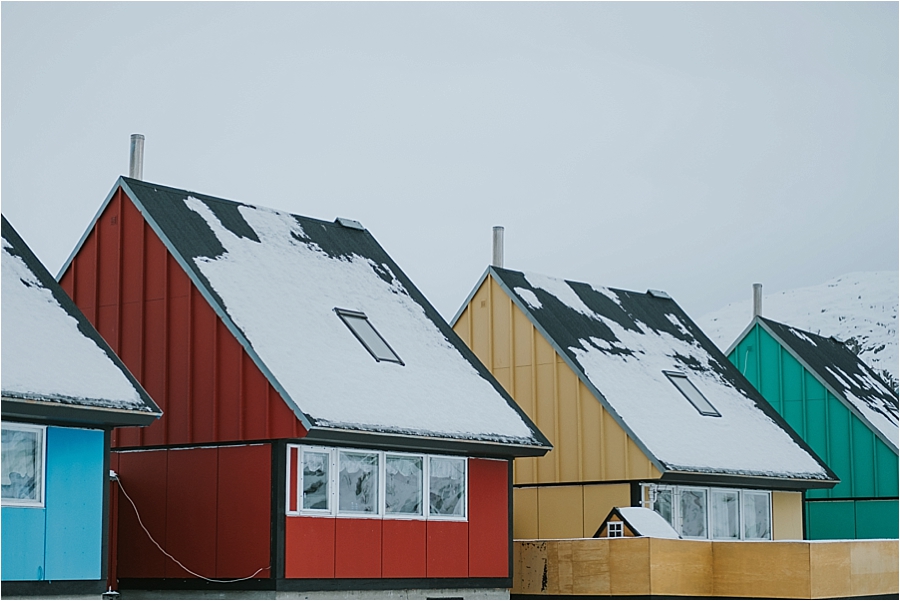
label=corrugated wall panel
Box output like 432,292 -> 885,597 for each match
468,458 -> 509,577
216,445 -> 271,578
61,187 -> 309,446
452,274 -> 660,487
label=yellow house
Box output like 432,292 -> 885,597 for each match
452,266 -> 838,542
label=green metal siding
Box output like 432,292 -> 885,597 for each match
729,324 -> 898,539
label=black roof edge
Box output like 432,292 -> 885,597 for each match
659,470 -> 839,491
2,397 -> 160,428
302,427 -> 551,458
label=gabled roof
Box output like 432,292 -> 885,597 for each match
2,216 -> 161,426
748,317 -> 898,452
594,507 -> 681,539
60,178 -> 549,456
455,267 -> 837,487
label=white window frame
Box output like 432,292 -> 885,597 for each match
741,490 -> 773,541
383,451 -> 426,520
710,488 -> 741,540
678,486 -> 709,540
286,445 -> 468,522
607,521 -> 624,538
426,455 -> 468,521
1,422 -> 47,508
641,483 -> 772,541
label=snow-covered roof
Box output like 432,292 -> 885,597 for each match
757,317 -> 898,451
88,179 -> 548,454
615,507 -> 681,539
480,267 -> 836,485
1,216 -> 160,426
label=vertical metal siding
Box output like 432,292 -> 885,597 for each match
60,187 -> 308,446
453,275 -> 659,488
731,324 -> 899,539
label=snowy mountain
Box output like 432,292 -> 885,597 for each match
697,272 -> 898,389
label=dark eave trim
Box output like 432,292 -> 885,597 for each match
1,396 -> 160,428
754,319 -> 898,454
301,426 -> 550,458
659,470 -> 839,491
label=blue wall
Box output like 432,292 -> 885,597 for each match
2,426 -> 104,581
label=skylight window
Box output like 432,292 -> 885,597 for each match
664,371 -> 720,417
335,308 -> 404,365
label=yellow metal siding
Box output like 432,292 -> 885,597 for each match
513,487 -> 539,539
583,483 -> 632,538
773,491 -> 804,540
538,486 -> 584,539
452,275 -> 661,487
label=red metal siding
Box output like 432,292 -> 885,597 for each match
287,447 -> 299,513
335,519 -> 382,578
382,519 -> 426,578
116,450 -> 168,578
284,517 -> 335,578
467,458 -> 509,577
115,445 -> 271,581
216,444 -> 271,578
61,187 -> 308,446
165,447 -> 218,578
426,521 -> 469,578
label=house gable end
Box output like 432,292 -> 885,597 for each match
59,185 -> 309,446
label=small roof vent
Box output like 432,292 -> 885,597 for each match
335,217 -> 365,230
647,289 -> 671,299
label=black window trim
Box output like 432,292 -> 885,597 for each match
334,307 -> 404,365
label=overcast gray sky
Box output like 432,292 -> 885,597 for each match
3,2 -> 897,323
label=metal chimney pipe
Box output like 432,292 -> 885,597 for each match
129,134 -> 145,180
752,283 -> 763,318
492,226 -> 504,268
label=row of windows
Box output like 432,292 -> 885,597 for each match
643,483 -> 772,540
286,445 -> 467,521
1,422 -> 46,507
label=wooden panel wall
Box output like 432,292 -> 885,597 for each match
59,188 -> 307,447
513,538 -> 899,598
772,491 -> 803,540
453,275 -> 660,486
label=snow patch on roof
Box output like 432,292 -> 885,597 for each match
825,366 -> 898,448
524,271 -> 598,319
617,507 -> 680,539
1,237 -> 146,409
569,312 -> 828,478
515,287 -> 542,310
789,328 -> 817,345
183,197 -> 537,443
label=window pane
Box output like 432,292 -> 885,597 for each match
302,451 -> 330,510
338,451 -> 379,513
711,490 -> 740,539
386,455 -> 423,515
665,372 -> 720,416
2,427 -> 41,502
680,488 -> 708,538
653,488 -> 674,528
429,457 -> 465,517
340,314 -> 402,363
743,492 -> 771,540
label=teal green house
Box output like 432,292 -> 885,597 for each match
727,316 -> 898,540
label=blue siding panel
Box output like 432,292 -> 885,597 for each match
44,427 -> 104,580
1,507 -> 46,580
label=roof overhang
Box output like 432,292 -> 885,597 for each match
301,426 -> 551,458
659,469 -> 838,491
2,395 -> 162,428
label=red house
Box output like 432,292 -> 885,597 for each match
58,177 -> 551,596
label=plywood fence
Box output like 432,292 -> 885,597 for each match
514,538 -> 898,599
